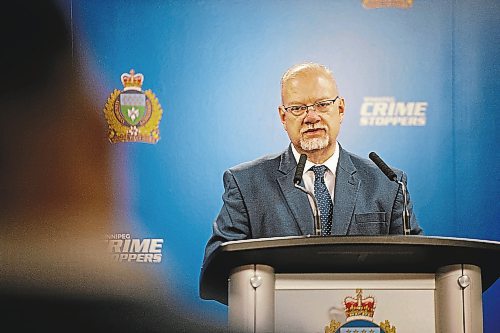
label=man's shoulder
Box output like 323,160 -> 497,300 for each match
341,148 -> 404,178
344,150 -> 379,171
229,150 -> 284,175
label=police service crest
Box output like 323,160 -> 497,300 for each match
325,289 -> 396,333
103,69 -> 163,143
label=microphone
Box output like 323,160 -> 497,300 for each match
293,154 -> 307,185
369,152 -> 397,181
369,152 -> 411,235
293,154 -> 322,236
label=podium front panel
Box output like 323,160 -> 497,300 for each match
274,273 -> 435,333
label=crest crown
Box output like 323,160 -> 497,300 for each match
343,289 -> 376,321
121,69 -> 144,91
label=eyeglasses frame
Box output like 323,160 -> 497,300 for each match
282,96 -> 340,117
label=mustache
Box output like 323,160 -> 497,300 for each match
300,124 -> 327,134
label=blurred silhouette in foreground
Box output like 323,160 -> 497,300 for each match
0,1 -> 225,332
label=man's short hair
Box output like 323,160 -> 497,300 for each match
280,62 -> 337,101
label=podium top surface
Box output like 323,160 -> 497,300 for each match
200,235 -> 500,304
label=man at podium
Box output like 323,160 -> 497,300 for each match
203,62 -> 423,263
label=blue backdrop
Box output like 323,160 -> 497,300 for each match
69,0 -> 498,330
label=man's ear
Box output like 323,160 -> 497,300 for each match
278,105 -> 287,125
339,98 -> 345,122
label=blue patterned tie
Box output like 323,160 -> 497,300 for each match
311,165 -> 333,236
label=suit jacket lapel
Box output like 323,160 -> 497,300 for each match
332,146 -> 360,235
276,145 -> 315,235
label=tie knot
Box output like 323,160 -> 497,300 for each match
311,165 -> 328,178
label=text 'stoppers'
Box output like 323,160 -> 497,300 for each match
103,69 -> 163,143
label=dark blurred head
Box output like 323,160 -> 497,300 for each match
2,1 -> 71,100
0,1 -> 112,232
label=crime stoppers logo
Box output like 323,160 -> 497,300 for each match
360,97 -> 427,126
106,233 -> 163,263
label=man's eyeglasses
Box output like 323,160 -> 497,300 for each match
283,96 -> 339,116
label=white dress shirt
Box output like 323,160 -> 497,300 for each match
291,141 -> 340,209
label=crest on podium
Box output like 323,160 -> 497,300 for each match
325,289 -> 396,333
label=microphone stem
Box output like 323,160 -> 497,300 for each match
294,183 -> 322,236
397,180 -> 411,235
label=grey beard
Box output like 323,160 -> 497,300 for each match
300,136 -> 329,151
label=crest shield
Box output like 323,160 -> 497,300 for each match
120,93 -> 146,126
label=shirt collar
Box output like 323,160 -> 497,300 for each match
291,141 -> 340,175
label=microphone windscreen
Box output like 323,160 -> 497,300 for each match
293,154 -> 307,184
369,152 -> 398,181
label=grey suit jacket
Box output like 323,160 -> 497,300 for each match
203,144 -> 423,264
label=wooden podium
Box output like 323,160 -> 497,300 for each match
200,235 -> 499,333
